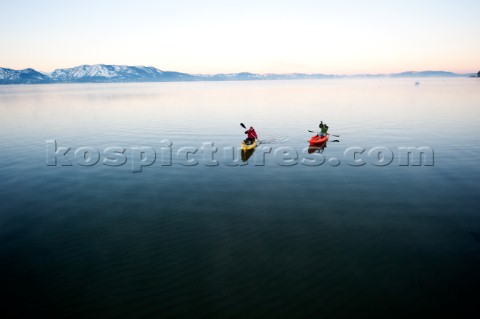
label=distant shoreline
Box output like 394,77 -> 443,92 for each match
0,64 -> 476,85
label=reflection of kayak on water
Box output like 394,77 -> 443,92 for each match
241,147 -> 255,162
308,143 -> 326,154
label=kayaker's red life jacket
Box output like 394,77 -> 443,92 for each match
246,128 -> 258,139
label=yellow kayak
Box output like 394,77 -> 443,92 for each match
241,139 -> 257,151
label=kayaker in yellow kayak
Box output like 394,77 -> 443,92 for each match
244,126 -> 258,145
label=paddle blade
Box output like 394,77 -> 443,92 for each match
240,123 -> 246,129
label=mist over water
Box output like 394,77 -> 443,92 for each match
1,78 -> 480,318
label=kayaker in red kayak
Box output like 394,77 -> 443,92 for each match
318,121 -> 329,137
244,126 -> 258,145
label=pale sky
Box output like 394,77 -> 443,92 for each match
1,0 -> 478,74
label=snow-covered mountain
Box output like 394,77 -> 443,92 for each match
49,64 -> 193,82
0,65 -> 473,85
50,64 -> 192,82
0,64 -> 194,84
0,67 -> 51,84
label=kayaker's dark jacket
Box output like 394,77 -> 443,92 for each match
245,128 -> 258,139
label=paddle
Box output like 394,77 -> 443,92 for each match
308,130 -> 340,137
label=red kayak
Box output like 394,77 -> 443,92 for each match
309,134 -> 329,145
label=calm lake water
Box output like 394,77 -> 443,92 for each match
1,78 -> 480,318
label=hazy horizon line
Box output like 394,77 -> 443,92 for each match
1,64 -> 477,76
